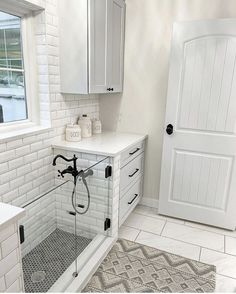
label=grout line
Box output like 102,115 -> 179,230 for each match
193,243 -> 236,259
124,223 -> 235,257
199,247 -> 202,261
125,226 -> 200,251
123,225 -> 163,237
135,209 -> 235,238
129,210 -> 236,257
154,233 -> 229,256
183,221 -> 235,238
224,235 -> 226,254
133,211 -> 164,220
160,220 -> 167,236
134,230 -> 141,242
133,210 -> 184,225
216,273 -> 236,281
179,220 -> 233,238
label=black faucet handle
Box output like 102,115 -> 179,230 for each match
58,166 -> 74,178
58,170 -> 64,178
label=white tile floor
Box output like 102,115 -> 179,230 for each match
119,205 -> 236,292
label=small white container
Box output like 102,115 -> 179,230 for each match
92,118 -> 102,134
78,114 -> 92,138
66,124 -> 81,142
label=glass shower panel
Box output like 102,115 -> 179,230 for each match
19,153 -> 111,293
54,152 -> 112,240
74,154 -> 112,239
19,187 -> 73,293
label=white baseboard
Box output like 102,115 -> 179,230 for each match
140,197 -> 159,208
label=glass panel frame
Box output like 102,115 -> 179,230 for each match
19,153 -> 112,292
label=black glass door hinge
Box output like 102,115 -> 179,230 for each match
19,225 -> 25,244
104,218 -> 111,231
105,165 -> 112,178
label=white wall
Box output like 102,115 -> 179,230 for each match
100,0 -> 236,205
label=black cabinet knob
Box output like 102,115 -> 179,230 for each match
166,124 -> 174,135
107,88 -> 114,92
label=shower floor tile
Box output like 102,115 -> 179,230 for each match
22,228 -> 92,293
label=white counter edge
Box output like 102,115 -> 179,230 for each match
52,133 -> 148,157
0,203 -> 25,231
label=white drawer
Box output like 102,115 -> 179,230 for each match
119,179 -> 141,226
120,140 -> 145,168
120,152 -> 144,193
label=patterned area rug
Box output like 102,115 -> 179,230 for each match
82,239 -> 216,293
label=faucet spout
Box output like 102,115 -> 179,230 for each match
52,154 -> 77,166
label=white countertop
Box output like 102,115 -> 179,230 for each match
0,203 -> 25,230
52,132 -> 147,156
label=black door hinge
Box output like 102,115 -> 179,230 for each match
19,225 -> 25,244
105,165 -> 112,178
104,218 -> 111,231
68,211 -> 76,216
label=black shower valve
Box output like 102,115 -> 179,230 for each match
58,169 -> 64,178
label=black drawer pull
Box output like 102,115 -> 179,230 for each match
129,168 -> 139,177
129,148 -> 140,156
128,194 -> 138,205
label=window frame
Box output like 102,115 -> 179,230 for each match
0,6 -> 40,134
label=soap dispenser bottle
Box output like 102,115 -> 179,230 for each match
92,118 -> 102,134
78,114 -> 92,138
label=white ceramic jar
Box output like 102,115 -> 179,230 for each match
66,124 -> 81,142
78,114 -> 92,138
92,118 -> 102,134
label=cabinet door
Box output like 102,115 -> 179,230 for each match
59,0 -> 88,94
107,0 -> 125,93
89,0 -> 109,93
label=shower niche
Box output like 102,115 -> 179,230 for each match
19,150 -> 114,293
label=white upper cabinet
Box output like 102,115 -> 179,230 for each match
59,0 -> 125,94
107,0 -> 125,93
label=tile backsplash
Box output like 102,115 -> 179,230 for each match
0,0 -> 99,208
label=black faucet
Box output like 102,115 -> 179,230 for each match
53,154 -> 79,183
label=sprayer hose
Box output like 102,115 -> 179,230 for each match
72,176 -> 90,215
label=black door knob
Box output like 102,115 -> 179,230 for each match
166,124 -> 173,135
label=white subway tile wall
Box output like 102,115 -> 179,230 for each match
0,0 -> 99,206
0,0 -> 100,291
0,223 -> 24,292
19,190 -> 57,257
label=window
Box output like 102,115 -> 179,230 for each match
0,11 -> 27,124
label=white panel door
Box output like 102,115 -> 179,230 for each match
159,19 -> 236,230
107,0 -> 125,92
